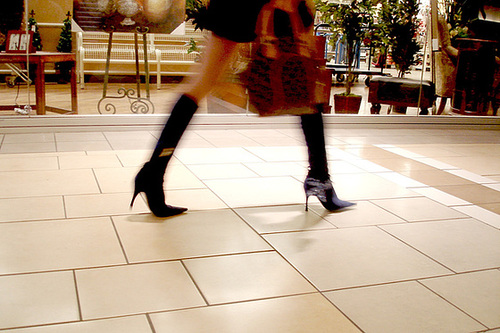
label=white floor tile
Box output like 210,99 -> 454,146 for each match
204,176 -> 304,208
421,270 -> 500,329
184,252 -> 316,304
113,210 -> 271,262
382,218 -> 500,272
0,271 -> 79,329
0,217 -> 126,274
325,281 -> 485,333
0,316 -> 152,333
453,205 -> 500,229
65,193 -> 149,218
372,197 -> 467,222
0,169 -> 100,198
150,293 -> 361,333
264,227 -> 451,290
0,196 -> 65,223
235,205 -> 335,234
76,262 -> 205,319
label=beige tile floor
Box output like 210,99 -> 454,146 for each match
1,125 -> 500,332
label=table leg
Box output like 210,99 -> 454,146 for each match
35,59 -> 46,115
70,61 -> 78,113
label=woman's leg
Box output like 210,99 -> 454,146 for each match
300,110 -> 329,181
131,35 -> 239,217
300,109 -> 355,211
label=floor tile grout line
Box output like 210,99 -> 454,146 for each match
110,216 -> 131,265
416,279 -> 489,330
145,313 -> 157,333
375,224 -> 458,274
231,206 -> 329,298
72,270 -> 84,322
179,260 -> 210,306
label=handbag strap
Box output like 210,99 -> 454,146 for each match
255,0 -> 317,59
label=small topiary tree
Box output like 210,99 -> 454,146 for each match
28,10 -> 42,51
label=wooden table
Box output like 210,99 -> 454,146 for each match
0,52 -> 78,115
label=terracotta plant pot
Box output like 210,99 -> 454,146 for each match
334,94 -> 362,114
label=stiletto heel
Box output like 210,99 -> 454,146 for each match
131,162 -> 187,217
304,177 -> 355,211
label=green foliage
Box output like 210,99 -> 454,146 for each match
186,0 -> 209,31
379,0 -> 421,77
315,0 -> 375,95
56,12 -> 72,53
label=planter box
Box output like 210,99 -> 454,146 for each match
334,94 -> 362,114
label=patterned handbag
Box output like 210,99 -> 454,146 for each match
241,0 -> 330,116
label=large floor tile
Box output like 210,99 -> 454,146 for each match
453,205 -> 500,229
58,154 -> 122,169
365,157 -> 437,172
372,197 -> 467,222
264,227 -> 451,290
391,144 -> 465,157
150,293 -> 361,333
400,169 -> 475,186
56,141 -> 113,152
113,210 -> 271,262
329,172 -> 418,201
0,155 -> 58,172
235,205 -> 335,234
187,163 -> 259,180
76,262 -> 205,319
324,281 -> 486,333
244,146 -> 308,162
0,271 -> 79,330
243,161 -> 307,177
184,252 -> 316,304
163,163 -> 207,190
0,142 -> 56,154
55,131 -> 107,142
65,192 -> 149,218
93,167 -> 137,193
381,218 -> 500,272
175,147 -> 263,164
411,186 -> 471,206
0,196 -> 65,223
161,188 -> 229,211
204,177 -> 304,207
0,169 -> 100,198
0,217 -> 126,274
421,270 -> 500,329
478,202 -> 500,215
3,133 -> 55,144
0,316 -> 152,333
434,184 -> 500,204
429,155 -> 500,176
316,200 -> 406,227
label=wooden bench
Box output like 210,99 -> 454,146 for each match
368,76 -> 435,115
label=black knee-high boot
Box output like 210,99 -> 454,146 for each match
131,94 -> 198,217
300,110 -> 355,211
300,111 -> 329,181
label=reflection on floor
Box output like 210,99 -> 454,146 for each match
0,126 -> 499,332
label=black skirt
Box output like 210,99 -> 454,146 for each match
205,0 -> 270,43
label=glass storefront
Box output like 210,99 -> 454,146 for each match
0,0 -> 498,119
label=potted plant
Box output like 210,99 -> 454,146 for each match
316,0 -> 374,113
378,0 -> 421,113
